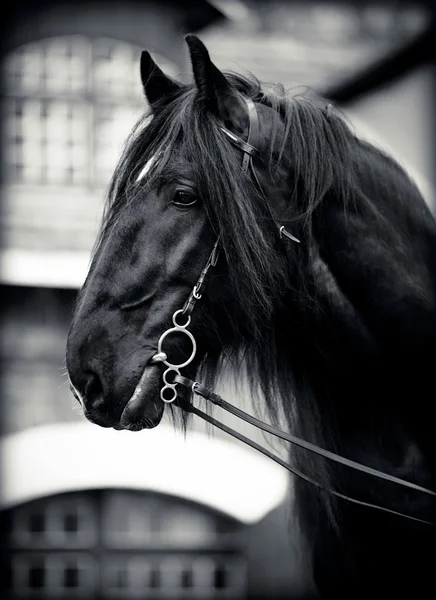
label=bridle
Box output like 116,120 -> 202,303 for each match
150,97 -> 436,527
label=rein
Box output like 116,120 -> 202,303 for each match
150,97 -> 436,527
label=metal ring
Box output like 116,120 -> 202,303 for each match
163,368 -> 180,386
172,309 -> 191,328
161,385 -> 177,403
191,381 -> 200,394
157,327 -> 197,369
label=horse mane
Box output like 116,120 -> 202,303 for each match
100,72 -> 357,321
97,71 -> 421,531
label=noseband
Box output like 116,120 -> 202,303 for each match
150,97 -> 436,527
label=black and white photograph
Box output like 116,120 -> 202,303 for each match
0,1 -> 435,599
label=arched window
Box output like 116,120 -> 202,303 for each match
0,36 -> 179,276
2,36 -> 178,188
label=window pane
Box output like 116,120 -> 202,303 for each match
1,36 -> 179,193
93,38 -> 142,102
94,104 -> 142,186
5,98 -> 43,183
44,101 -> 88,185
29,512 -> 46,534
64,566 -> 79,588
28,565 -> 45,588
43,36 -> 88,95
3,43 -> 43,93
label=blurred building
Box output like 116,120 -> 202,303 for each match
1,490 -> 248,599
0,421 -> 295,599
0,1 -> 435,599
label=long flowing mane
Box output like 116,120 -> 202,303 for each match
96,71 -> 427,529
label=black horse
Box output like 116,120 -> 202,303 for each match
67,35 -> 436,598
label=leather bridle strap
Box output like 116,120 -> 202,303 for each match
180,98 -> 260,320
221,98 -> 300,243
220,97 -> 260,173
175,375 -> 435,497
175,374 -> 436,527
181,239 -> 220,318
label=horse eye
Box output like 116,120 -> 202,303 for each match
172,190 -> 198,207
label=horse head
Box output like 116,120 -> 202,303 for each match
66,35 -> 293,431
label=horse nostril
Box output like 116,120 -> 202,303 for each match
84,372 -> 105,407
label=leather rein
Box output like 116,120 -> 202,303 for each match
150,97 -> 436,527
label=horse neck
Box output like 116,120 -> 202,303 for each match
280,146 -> 431,430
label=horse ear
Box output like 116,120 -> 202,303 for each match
140,51 -> 182,108
185,34 -> 247,127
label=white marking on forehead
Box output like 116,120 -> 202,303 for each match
135,115 -> 160,184
136,153 -> 159,183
